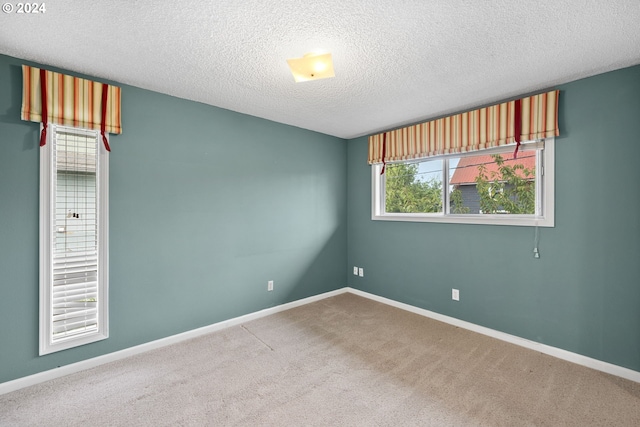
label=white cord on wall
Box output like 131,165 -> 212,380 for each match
533,220 -> 540,259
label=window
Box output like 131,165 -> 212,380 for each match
40,124 -> 109,355
372,139 -> 554,227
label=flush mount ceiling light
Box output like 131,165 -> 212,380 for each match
286,52 -> 335,83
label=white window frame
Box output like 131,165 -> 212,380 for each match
372,138 -> 554,227
39,124 -> 109,355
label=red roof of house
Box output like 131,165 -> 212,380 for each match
450,152 -> 535,185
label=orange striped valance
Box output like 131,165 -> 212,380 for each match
368,90 -> 559,164
21,65 -> 122,135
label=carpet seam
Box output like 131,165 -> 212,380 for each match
241,325 -> 275,352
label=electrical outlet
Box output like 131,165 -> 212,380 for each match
358,268 -> 364,277
452,289 -> 459,301
353,266 -> 358,275
268,280 -> 274,291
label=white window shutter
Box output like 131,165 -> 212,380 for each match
40,124 -> 109,355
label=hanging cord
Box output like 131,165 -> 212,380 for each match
513,99 -> 522,159
100,83 -> 111,152
39,69 -> 48,147
380,132 -> 387,175
533,221 -> 540,258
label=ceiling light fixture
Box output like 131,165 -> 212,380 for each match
286,52 -> 335,83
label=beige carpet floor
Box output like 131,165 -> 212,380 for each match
1,293 -> 639,426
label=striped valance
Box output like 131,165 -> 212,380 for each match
368,90 -> 559,165
21,65 -> 122,150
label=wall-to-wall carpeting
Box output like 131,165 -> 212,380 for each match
2,293 -> 638,425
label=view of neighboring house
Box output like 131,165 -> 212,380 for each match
449,151 -> 536,214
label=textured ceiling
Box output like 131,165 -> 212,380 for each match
1,1 -> 640,139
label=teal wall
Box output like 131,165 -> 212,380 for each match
0,53 -> 347,383
347,64 -> 640,372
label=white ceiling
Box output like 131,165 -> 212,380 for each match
1,0 -> 639,139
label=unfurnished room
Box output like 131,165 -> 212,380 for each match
1,1 -> 640,426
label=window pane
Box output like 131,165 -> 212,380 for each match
449,152 -> 536,215
52,129 -> 99,341
40,124 -> 109,355
385,160 -> 443,213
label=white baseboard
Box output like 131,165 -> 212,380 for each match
347,287 -> 640,384
0,288 -> 348,396
2,285 -> 638,395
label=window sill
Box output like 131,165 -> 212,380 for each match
371,213 -> 554,227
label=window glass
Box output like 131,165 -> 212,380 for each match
372,139 -> 553,227
40,124 -> 109,355
449,151 -> 536,215
385,159 -> 443,214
